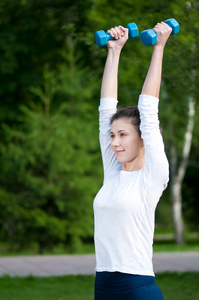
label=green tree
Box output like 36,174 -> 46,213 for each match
0,0 -> 91,123
0,44 -> 101,253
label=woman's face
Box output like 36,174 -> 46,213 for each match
111,118 -> 144,165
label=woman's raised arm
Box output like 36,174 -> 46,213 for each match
100,26 -> 128,99
141,22 -> 172,98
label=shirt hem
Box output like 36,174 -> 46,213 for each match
95,267 -> 155,277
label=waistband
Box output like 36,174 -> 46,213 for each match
95,271 -> 156,294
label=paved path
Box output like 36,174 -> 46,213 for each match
0,252 -> 198,277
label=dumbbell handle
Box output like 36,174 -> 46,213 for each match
95,23 -> 139,47
99,30 -> 135,41
140,18 -> 180,46
106,33 -> 116,41
100,32 -> 115,42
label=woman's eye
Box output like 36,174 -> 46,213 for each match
120,133 -> 126,137
110,135 -> 115,139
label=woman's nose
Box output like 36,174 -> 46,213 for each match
112,137 -> 120,147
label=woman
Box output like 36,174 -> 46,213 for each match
93,22 -> 172,300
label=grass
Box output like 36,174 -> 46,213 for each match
156,272 -> 199,300
0,272 -> 198,300
0,243 -> 96,257
153,238 -> 199,252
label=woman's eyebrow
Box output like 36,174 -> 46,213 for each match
111,129 -> 127,134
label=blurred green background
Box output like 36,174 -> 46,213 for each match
0,0 -> 199,254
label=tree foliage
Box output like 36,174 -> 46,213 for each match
0,42 -> 101,252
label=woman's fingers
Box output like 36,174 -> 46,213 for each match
107,26 -> 127,39
153,22 -> 172,46
153,22 -> 172,37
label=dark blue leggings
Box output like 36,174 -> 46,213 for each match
95,272 -> 164,300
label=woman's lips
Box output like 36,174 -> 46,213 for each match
115,150 -> 125,154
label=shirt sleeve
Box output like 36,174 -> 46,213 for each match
98,97 -> 122,182
138,94 -> 169,189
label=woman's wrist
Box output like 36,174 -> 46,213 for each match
152,45 -> 164,62
153,44 -> 165,53
106,47 -> 122,66
108,46 -> 122,56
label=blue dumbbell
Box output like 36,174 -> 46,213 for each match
94,23 -> 139,47
140,18 -> 180,46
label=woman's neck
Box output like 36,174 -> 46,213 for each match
122,156 -> 145,172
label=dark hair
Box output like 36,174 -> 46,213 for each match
110,106 -> 141,136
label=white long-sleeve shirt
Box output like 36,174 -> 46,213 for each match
93,94 -> 169,276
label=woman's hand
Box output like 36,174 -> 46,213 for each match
153,22 -> 172,49
106,26 -> 129,50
